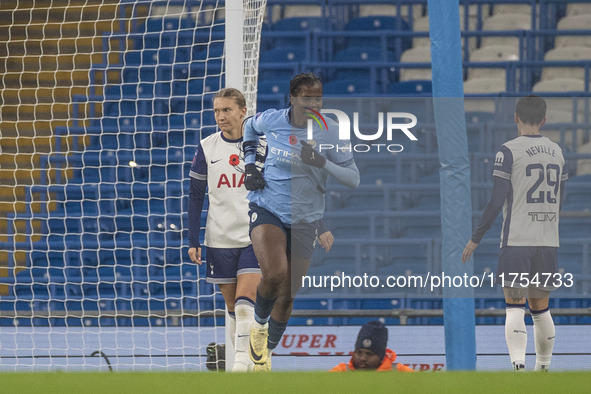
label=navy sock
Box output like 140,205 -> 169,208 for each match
254,287 -> 277,325
267,318 -> 288,350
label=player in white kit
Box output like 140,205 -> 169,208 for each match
188,88 -> 260,372
462,95 -> 568,371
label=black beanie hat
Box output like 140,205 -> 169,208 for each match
355,320 -> 388,360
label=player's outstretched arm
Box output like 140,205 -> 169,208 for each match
300,141 -> 360,188
325,160 -> 360,189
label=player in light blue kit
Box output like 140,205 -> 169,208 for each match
242,73 -> 360,371
462,95 -> 568,372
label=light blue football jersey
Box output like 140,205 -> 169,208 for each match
244,108 -> 356,225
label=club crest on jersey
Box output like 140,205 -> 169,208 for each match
495,151 -> 504,166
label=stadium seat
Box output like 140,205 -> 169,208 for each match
556,15 -> 591,47
170,79 -> 207,97
411,16 -> 430,48
463,77 -> 506,94
260,47 -> 306,63
192,40 -> 224,59
144,17 -> 194,33
465,111 -> 495,152
562,174 -> 591,209
345,15 -> 409,33
358,3 -> 424,19
468,45 -> 519,81
541,46 -> 591,81
270,16 -> 326,48
169,97 -> 205,130
258,79 -> 289,95
123,48 -> 157,65
344,15 -> 410,50
401,214 -> 441,237
492,4 -> 533,15
533,77 -> 586,94
281,4 -> 322,19
558,245 -> 586,275
576,142 -> 591,175
560,219 -> 591,237
323,78 -> 373,95
272,15 -> 326,31
465,111 -> 496,125
257,95 -> 287,112
532,80 -> 587,145
388,80 -> 432,95
480,14 -> 532,48
399,46 -> 431,81
457,3 -> 491,30
566,3 -> 591,16
332,46 -> 393,82
105,84 -> 139,99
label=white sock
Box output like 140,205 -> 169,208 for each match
505,306 -> 527,369
227,312 -> 236,348
532,309 -> 555,371
233,298 -> 255,372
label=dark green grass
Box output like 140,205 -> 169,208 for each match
2,371 -> 591,394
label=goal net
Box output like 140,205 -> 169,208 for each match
0,0 -> 265,371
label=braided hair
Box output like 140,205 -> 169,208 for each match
289,72 -> 322,104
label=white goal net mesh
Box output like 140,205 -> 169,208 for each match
0,0 -> 265,371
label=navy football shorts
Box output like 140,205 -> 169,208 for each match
496,246 -> 558,290
205,244 -> 260,284
248,203 -> 318,260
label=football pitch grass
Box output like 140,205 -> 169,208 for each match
3,371 -> 591,393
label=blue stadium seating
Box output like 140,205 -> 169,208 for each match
259,47 -> 307,80
271,16 -> 327,49
6,0 -> 591,330
331,47 -> 394,81
258,79 -> 289,95
388,80 -> 432,95
144,17 -> 195,33
323,78 -> 373,95
563,174 -> 591,210
344,16 -> 411,50
257,80 -> 289,110
260,47 -> 307,63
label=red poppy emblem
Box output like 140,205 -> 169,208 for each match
229,154 -> 240,166
289,135 -> 297,145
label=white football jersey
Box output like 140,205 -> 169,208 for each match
189,132 -> 250,248
493,135 -> 568,247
